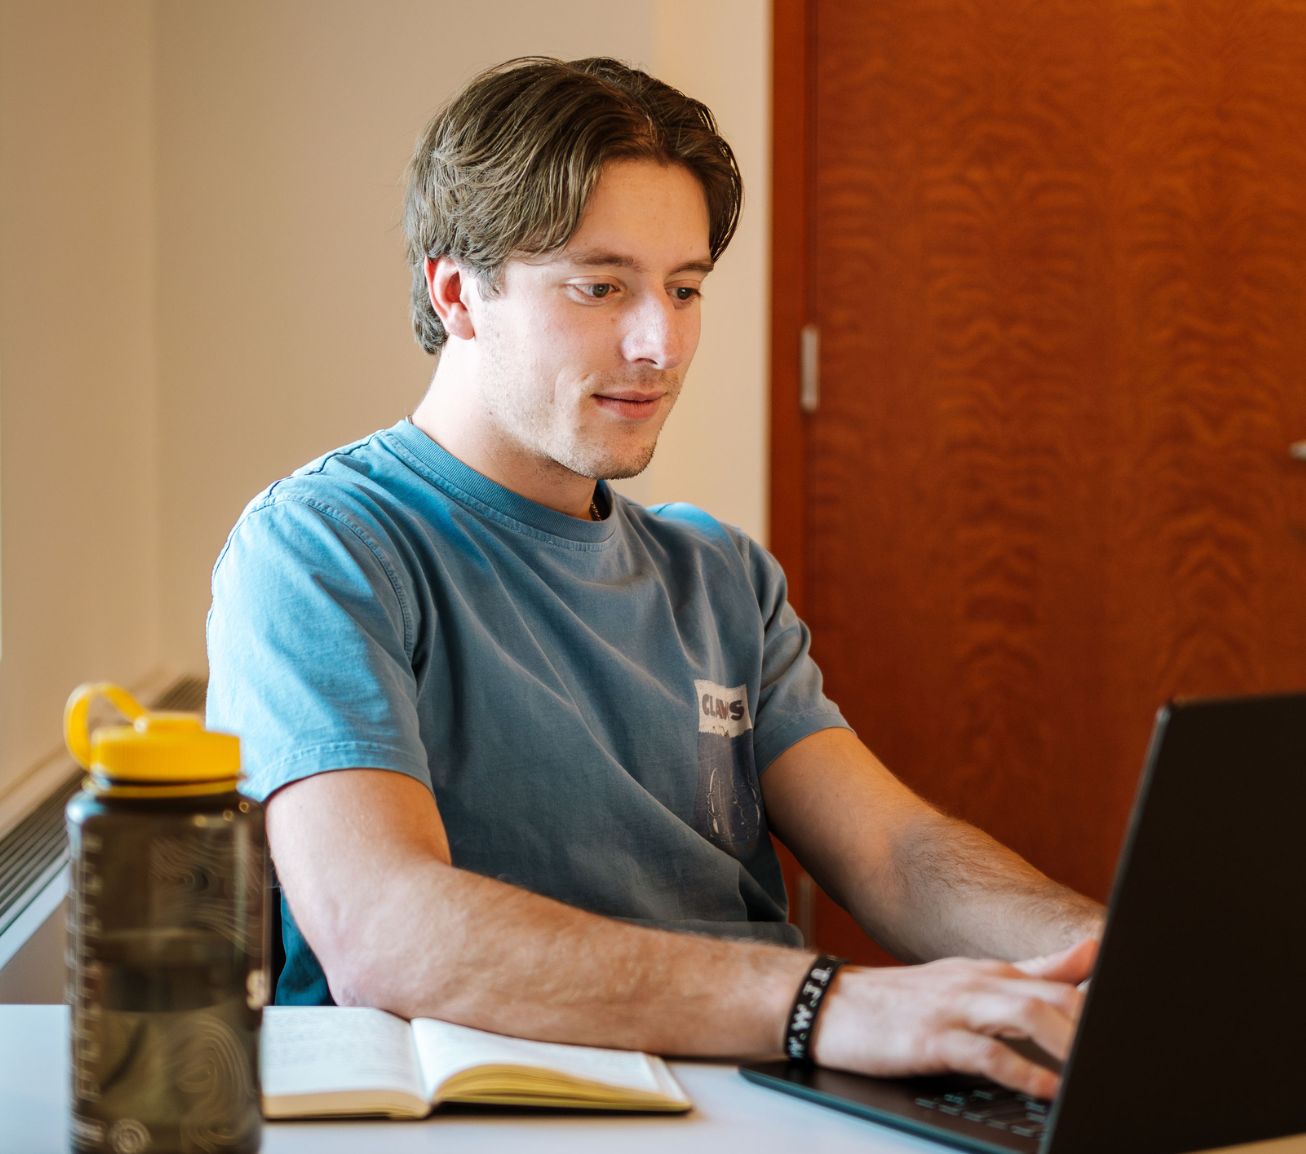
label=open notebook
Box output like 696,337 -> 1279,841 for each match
263,1005 -> 690,1119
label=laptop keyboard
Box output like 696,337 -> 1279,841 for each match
913,1085 -> 1050,1139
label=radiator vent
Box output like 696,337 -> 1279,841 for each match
0,772 -> 81,941
150,675 -> 210,714
0,676 -> 210,941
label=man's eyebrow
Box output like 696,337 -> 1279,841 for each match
559,249 -> 715,276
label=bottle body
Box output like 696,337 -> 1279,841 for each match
67,786 -> 266,1154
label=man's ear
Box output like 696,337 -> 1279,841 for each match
425,256 -> 477,341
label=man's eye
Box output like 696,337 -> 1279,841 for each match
673,286 -> 701,302
580,283 -> 614,299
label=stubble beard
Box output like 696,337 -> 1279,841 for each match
491,369 -> 682,484
568,374 -> 682,480
561,437 -> 660,481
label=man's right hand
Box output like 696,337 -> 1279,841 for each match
810,939 -> 1098,1098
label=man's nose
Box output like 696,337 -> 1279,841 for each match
621,293 -> 693,369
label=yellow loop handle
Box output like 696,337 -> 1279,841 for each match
63,682 -> 149,769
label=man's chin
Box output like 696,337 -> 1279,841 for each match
600,459 -> 655,482
568,442 -> 660,482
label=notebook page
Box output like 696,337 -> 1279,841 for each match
410,1017 -> 671,1099
262,1006 -> 425,1102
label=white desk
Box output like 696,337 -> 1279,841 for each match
4,1006 -> 1304,1154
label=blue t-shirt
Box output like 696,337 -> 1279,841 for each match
206,419 -> 847,1003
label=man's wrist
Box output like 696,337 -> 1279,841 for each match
783,953 -> 847,1063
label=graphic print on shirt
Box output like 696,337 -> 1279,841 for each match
693,679 -> 761,858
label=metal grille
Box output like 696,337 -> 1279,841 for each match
150,675 -> 209,714
0,771 -> 81,939
0,676 -> 210,938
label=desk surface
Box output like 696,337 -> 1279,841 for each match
4,1005 -> 1304,1154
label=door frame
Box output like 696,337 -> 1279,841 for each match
769,0 -> 812,608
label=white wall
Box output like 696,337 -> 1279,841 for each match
0,0 -> 770,798
0,1 -> 160,802
645,2 -> 770,555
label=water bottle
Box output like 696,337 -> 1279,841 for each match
64,682 -> 266,1154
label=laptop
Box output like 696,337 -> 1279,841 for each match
741,693 -> 1306,1154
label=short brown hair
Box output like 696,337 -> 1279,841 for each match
403,56 -> 742,355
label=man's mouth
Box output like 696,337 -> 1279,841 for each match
592,391 -> 666,420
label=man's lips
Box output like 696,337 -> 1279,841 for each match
592,391 -> 666,419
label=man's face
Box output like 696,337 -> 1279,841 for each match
463,159 -> 712,492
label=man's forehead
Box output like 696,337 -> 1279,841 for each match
518,160 -> 713,275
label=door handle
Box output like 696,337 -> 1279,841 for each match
1291,442 -> 1306,461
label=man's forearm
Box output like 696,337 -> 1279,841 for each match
312,850 -> 1095,1099
271,768 -> 813,1057
320,856 -> 814,1057
858,809 -> 1104,964
273,766 -> 1097,1097
762,730 -> 1103,966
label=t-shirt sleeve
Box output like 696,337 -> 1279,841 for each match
205,493 -> 431,803
739,534 -> 851,771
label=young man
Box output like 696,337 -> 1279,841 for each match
207,57 -> 1102,1097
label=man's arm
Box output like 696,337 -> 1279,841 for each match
267,767 -> 807,1057
761,727 -> 1105,963
269,764 -> 1093,1097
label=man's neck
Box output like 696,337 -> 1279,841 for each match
410,362 -> 598,521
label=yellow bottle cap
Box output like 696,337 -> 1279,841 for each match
64,682 -> 241,785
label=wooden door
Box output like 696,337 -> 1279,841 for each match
771,0 -> 1306,962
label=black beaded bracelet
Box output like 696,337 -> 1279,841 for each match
784,953 -> 847,1063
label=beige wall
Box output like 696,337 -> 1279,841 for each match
645,3 -> 770,561
0,0 -> 770,799
0,1 -> 159,798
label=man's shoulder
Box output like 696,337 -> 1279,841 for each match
246,426 -> 403,513
214,424 -> 439,581
633,499 -> 759,563
235,423 -> 455,543
636,499 -> 736,541
626,499 -> 790,604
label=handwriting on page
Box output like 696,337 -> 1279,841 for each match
262,1007 -> 422,1095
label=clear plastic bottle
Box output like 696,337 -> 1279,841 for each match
64,683 -> 266,1154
